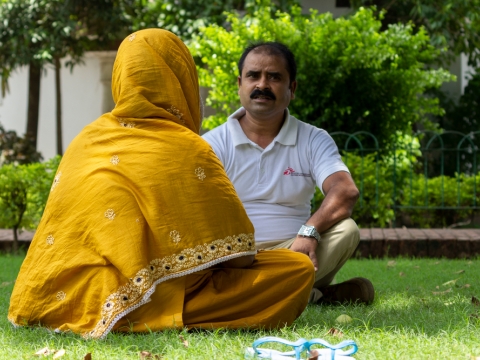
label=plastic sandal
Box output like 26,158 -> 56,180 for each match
245,337 -> 309,359
244,336 -> 358,360
307,339 -> 358,360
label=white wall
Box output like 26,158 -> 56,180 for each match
439,53 -> 475,101
0,51 -> 115,161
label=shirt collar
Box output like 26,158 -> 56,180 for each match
227,107 -> 298,147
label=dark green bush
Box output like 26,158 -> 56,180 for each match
130,0 -> 300,40
0,123 -> 42,165
190,0 -> 453,149
0,156 -> 60,252
432,70 -> 480,176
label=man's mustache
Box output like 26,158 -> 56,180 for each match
250,89 -> 276,100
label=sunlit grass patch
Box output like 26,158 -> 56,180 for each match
1,255 -> 479,359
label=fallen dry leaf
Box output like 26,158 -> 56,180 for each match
34,347 -> 54,356
434,261 -> 440,265
84,353 -> 92,360
308,349 -> 319,360
325,327 -> 344,337
335,314 -> 352,324
463,284 -> 471,288
139,351 -> 161,359
0,282 -> 12,288
387,260 -> 396,268
454,270 -> 465,274
179,335 -> 189,348
413,266 -> 420,269
472,296 -> 480,306
52,349 -> 66,359
399,272 -> 405,277
432,288 -> 452,295
436,286 -> 440,290
140,351 -> 152,359
442,279 -> 459,287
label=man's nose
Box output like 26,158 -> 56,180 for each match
256,75 -> 270,89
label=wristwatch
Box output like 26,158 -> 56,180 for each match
297,225 -> 321,242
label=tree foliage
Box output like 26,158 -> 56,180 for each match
190,2 -> 453,148
0,0 -> 80,95
0,0 -> 131,81
350,0 -> 480,67
128,0 -> 300,40
0,0 -> 132,150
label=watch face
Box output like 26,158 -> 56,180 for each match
299,225 -> 319,241
300,225 -> 314,236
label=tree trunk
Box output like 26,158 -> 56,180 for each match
12,226 -> 18,255
26,62 -> 41,149
54,57 -> 63,155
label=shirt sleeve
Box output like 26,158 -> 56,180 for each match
309,128 -> 350,195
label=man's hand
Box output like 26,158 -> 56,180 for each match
290,236 -> 318,271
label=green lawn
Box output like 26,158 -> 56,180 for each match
1,254 -> 479,359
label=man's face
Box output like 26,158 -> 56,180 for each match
238,51 -> 296,120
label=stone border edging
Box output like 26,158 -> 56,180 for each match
1,229 -> 480,258
357,228 -> 480,258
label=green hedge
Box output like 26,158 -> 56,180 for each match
313,152 -> 480,228
0,156 -> 60,251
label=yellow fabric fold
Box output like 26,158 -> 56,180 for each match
8,29 -> 255,339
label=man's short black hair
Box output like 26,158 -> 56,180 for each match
238,42 -> 297,85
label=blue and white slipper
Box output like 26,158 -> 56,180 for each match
244,336 -> 357,360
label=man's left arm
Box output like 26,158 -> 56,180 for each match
290,171 -> 359,270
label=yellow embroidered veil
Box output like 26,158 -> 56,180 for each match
8,29 -> 257,339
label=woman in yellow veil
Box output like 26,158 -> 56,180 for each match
8,29 -> 314,339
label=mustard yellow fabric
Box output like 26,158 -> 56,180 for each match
8,29 -> 314,339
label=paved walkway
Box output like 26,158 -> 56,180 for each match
2,228 -> 480,258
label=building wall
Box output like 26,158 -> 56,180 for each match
0,52 -> 115,160
441,53 -> 475,100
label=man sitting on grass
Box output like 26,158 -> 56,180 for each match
203,41 -> 375,305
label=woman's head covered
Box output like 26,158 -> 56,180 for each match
111,29 -> 201,133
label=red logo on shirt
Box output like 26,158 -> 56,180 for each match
283,167 -> 295,175
283,167 -> 311,177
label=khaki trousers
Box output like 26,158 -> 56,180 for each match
255,218 -> 360,289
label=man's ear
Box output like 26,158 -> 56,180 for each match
290,80 -> 297,100
237,76 -> 242,87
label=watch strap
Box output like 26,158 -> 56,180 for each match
297,225 -> 321,242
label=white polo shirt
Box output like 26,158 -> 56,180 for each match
202,107 -> 349,242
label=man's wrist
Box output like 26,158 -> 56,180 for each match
297,224 -> 321,242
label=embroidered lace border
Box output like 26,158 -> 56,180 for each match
8,233 -> 256,339
85,232 -> 256,339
